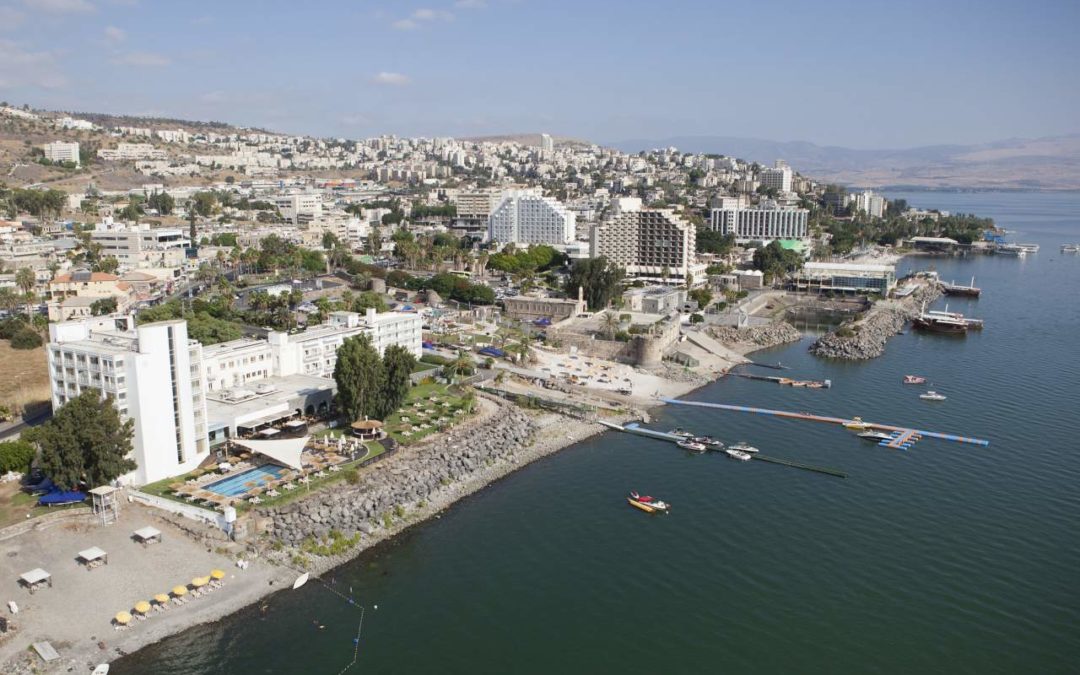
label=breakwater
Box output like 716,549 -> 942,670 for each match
707,322 -> 802,350
808,285 -> 942,359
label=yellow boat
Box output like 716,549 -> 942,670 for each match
628,492 -> 670,514
843,416 -> 870,431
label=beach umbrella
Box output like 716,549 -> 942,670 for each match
210,569 -> 225,580
115,611 -> 132,625
192,577 -> 209,587
172,586 -> 188,597
134,601 -> 151,614
154,594 -> 170,605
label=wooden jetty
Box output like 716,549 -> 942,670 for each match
659,399 -> 990,449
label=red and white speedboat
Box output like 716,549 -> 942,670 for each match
903,375 -> 927,384
628,492 -> 670,514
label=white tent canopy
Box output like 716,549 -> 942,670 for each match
231,436 -> 309,471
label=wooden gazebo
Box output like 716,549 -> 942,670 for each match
350,419 -> 384,440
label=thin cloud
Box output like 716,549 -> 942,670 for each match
0,7 -> 26,29
0,39 -> 67,88
392,7 -> 453,29
103,25 -> 125,43
371,71 -> 410,86
455,0 -> 486,8
21,0 -> 95,13
110,51 -> 171,67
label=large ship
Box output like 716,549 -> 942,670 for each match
913,306 -> 984,335
940,276 -> 981,298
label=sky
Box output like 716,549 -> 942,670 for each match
0,0 -> 1078,149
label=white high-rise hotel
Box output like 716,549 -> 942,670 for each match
488,190 -> 576,246
709,201 -> 809,243
591,208 -> 705,285
47,309 -> 422,485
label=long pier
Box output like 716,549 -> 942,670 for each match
660,399 -> 990,448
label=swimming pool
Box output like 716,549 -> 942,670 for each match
204,464 -> 287,497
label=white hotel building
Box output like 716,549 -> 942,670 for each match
708,202 -> 809,244
47,316 -> 209,485
488,190 -> 576,246
43,141 -> 80,167
47,309 -> 422,485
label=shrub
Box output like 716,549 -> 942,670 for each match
10,328 -> 42,350
345,467 -> 360,485
0,318 -> 28,340
0,440 -> 35,473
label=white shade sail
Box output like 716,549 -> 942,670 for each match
231,436 -> 309,470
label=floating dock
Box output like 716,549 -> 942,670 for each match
737,374 -> 831,389
659,399 -> 990,449
598,421 -> 846,478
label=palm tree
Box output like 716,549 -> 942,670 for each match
601,311 -> 620,340
0,287 -> 19,316
15,267 -> 35,316
444,352 -> 474,384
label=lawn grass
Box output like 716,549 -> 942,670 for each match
382,382 -> 475,445
0,481 -> 87,528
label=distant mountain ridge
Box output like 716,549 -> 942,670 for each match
611,134 -> 1080,190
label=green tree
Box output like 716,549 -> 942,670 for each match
564,257 -> 624,310
601,311 -> 620,340
333,334 -> 385,422
377,345 -> 416,419
24,390 -> 135,490
752,240 -> 804,282
93,256 -> 120,274
0,440 -> 35,473
14,267 -> 35,316
10,327 -> 42,349
352,291 -> 387,314
90,297 -> 118,316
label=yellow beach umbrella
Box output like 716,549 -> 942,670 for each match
210,569 -> 225,580
192,577 -> 208,587
115,611 -> 132,625
172,586 -> 188,597
154,594 -> 170,604
134,601 -> 151,614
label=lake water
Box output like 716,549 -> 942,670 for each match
113,191 -> 1080,674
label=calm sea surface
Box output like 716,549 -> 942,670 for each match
114,192 -> 1080,674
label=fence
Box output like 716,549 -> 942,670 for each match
128,489 -> 227,530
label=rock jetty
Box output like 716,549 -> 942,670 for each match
809,286 -> 942,360
708,322 -> 802,350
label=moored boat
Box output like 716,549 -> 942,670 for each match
677,439 -> 707,453
940,276 -> 981,298
728,442 -> 759,454
725,449 -> 753,461
1062,244 -> 1080,253
919,390 -> 947,401
843,416 -> 870,431
669,427 -> 694,438
903,375 -> 927,384
857,431 -> 894,442
628,491 -> 670,513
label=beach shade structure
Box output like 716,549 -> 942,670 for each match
172,586 -> 188,597
231,436 -> 309,471
153,593 -> 170,605
192,576 -> 209,588
134,600 -> 151,615
115,611 -> 132,625
350,419 -> 384,440
210,569 -> 225,580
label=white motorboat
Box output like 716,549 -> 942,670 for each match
857,431 -> 894,442
677,439 -> 707,453
725,449 -> 753,461
919,391 -> 947,401
728,442 -> 760,454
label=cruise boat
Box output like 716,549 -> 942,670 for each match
843,417 -> 871,431
940,276 -> 981,298
995,244 -> 1027,257
858,431 -> 894,442
677,439 -> 707,453
725,449 -> 754,461
628,492 -> 670,514
913,307 -> 984,334
903,375 -> 927,384
919,391 -> 947,401
1016,243 -> 1040,252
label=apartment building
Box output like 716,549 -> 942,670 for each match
97,143 -> 168,161
89,222 -> 189,267
591,209 -> 704,285
273,193 -> 322,225
488,190 -> 576,246
43,141 -> 80,167
708,202 -> 809,243
47,316 -> 209,485
47,270 -> 135,321
760,160 -> 793,192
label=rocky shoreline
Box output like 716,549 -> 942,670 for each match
809,285 -> 943,360
258,395 -> 618,576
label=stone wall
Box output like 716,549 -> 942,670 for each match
809,285 -> 942,360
